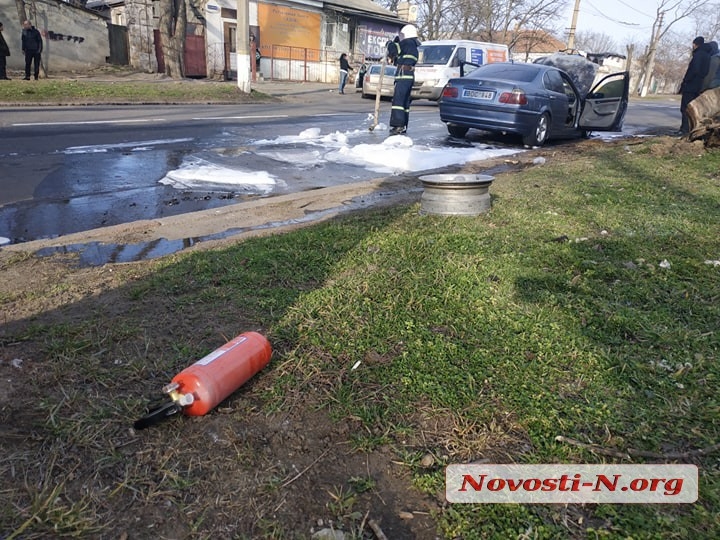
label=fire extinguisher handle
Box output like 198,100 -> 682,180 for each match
133,401 -> 182,430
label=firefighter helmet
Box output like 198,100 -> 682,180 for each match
400,24 -> 418,39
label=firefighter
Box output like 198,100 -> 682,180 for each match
388,25 -> 421,135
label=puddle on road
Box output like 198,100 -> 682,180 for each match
23,161 -> 520,267
3,127 -> 528,265
32,188 -> 422,267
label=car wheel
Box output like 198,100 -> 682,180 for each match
447,124 -> 469,138
523,113 -> 550,147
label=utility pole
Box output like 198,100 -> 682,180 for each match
566,0 -> 581,50
236,0 -> 251,93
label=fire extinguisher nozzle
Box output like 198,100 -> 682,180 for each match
133,401 -> 182,430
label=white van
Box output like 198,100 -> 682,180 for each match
411,40 -> 509,101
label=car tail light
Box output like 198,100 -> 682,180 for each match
442,85 -> 458,98
499,89 -> 527,105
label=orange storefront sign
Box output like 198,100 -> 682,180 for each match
486,48 -> 508,63
258,3 -> 322,60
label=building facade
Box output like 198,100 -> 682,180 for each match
203,0 -> 404,81
86,0 -> 404,81
0,0 -> 110,74
0,0 -> 402,80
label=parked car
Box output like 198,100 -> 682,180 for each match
361,63 -> 397,99
438,61 -> 629,146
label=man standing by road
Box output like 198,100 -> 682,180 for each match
701,41 -> 720,91
0,22 -> 10,80
679,36 -> 711,136
21,19 -> 42,80
388,25 -> 421,135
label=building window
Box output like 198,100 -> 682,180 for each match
325,22 -> 335,47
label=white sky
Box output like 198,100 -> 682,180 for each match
561,0 -> 698,46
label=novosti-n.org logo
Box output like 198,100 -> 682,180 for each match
446,464 -> 698,503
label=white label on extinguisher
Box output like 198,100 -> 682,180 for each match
195,336 -> 247,366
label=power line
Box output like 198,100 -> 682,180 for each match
584,0 -> 649,28
615,0 -> 654,19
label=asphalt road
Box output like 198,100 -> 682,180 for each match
0,90 -> 681,245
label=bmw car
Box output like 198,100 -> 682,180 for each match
438,61 -> 629,146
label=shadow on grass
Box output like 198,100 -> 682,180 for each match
0,198 -> 441,538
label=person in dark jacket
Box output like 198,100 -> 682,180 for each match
338,53 -> 352,94
0,22 -> 10,80
388,25 -> 421,135
356,62 -> 367,89
679,36 -> 711,135
21,19 -> 43,80
701,41 -> 720,91
386,36 -> 400,66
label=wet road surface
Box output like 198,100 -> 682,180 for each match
0,93 -> 681,263
0,101 -> 493,244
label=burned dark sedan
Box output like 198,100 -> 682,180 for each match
438,60 -> 629,146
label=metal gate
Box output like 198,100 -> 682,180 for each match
268,46 -> 336,82
184,35 -> 207,77
107,23 -> 129,65
153,30 -> 207,77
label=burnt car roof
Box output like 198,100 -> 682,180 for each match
534,52 -> 599,96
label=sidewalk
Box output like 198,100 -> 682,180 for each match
250,79 -> 347,101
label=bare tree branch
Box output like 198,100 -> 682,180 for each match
574,31 -> 619,54
411,0 -> 568,45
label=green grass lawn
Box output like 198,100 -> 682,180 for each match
257,140 -> 720,537
2,137 -> 718,538
0,77 -> 272,103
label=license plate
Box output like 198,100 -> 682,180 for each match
463,89 -> 494,100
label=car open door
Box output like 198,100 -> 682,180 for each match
579,72 -> 629,131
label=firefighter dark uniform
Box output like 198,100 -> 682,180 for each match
389,25 -> 421,135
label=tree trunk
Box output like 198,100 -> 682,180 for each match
640,0 -> 712,97
640,11 -> 663,98
14,0 -> 27,25
158,0 -> 186,78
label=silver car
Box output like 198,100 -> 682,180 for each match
361,64 -> 397,99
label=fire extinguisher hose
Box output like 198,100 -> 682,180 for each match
134,400 -> 183,430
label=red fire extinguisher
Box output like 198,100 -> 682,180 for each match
134,332 -> 272,430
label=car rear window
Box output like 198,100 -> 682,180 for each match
471,64 -> 539,82
368,65 -> 396,76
